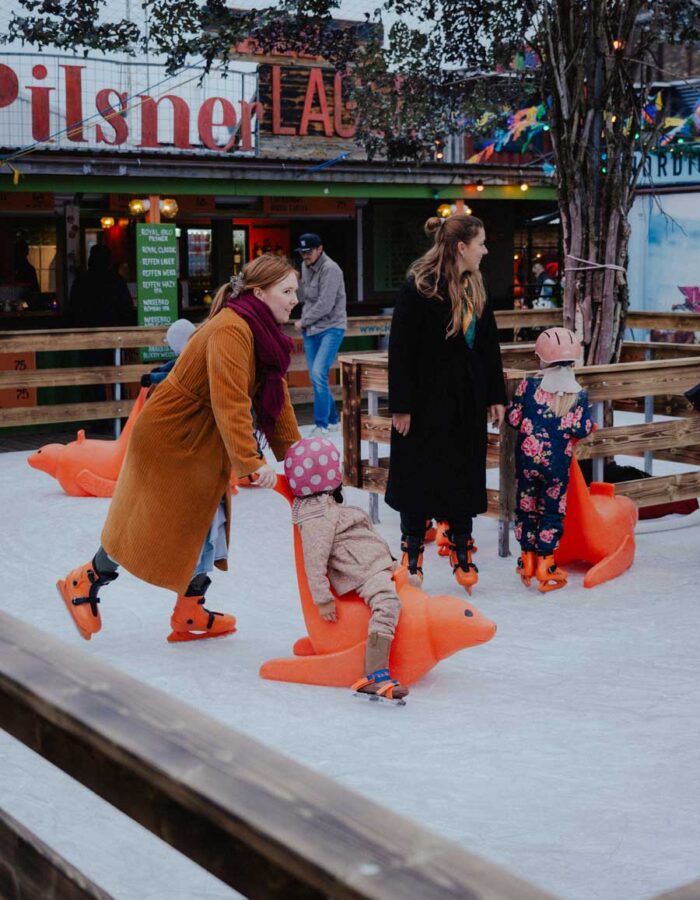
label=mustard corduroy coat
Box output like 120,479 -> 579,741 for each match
101,308 -> 301,593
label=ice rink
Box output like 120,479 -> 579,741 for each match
2,426 -> 700,900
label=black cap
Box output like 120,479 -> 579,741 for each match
294,233 -> 322,253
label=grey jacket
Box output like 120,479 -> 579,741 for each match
298,252 -> 347,336
292,493 -> 394,607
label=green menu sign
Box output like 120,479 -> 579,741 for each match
136,223 -> 178,362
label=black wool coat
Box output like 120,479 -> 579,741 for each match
385,277 -> 507,519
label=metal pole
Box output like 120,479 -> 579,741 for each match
114,347 -> 122,439
356,205 -> 364,302
367,389 -> 379,523
643,348 -> 654,475
591,400 -> 604,482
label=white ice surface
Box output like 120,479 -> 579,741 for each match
3,423 -> 700,900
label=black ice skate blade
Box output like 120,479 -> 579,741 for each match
353,691 -> 406,707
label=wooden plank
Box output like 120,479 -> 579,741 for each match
0,399 -> 136,427
576,358 -> 700,401
360,414 -> 392,445
500,343 -> 539,370
0,364 -> 152,389
652,877 -> 700,899
614,397 -> 696,418
0,614 -> 552,900
360,464 -> 388,493
0,806 -> 115,900
360,365 -> 389,394
574,417 -> 700,459
494,309 -> 563,329
625,311 -> 700,331
0,327 -> 168,353
621,342 -> 700,362
613,471 -> 700,507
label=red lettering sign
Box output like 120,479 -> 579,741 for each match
139,95 -> 191,149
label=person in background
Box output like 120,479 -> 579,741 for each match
65,243 -> 134,327
532,260 -> 557,310
387,214 -> 506,595
140,319 -> 196,389
13,238 -> 40,296
507,327 -> 593,593
294,233 -> 347,436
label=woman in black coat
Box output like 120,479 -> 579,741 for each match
386,214 -> 506,593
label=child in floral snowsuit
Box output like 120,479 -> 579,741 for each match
507,328 -> 593,592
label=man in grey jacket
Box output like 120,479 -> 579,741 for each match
294,233 -> 347,435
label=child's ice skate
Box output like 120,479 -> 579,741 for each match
399,533 -> 424,587
351,633 -> 408,706
56,560 -> 118,640
447,531 -> 479,595
536,554 -> 567,593
167,576 -> 237,642
517,550 -> 537,587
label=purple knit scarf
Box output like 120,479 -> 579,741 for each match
226,291 -> 294,442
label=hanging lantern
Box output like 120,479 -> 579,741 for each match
128,198 -> 146,216
100,216 -> 115,230
436,203 -> 452,218
160,198 -> 179,219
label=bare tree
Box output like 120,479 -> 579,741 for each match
6,0 -> 699,362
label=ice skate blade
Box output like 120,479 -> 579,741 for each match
538,580 -> 567,594
56,581 -> 94,641
167,626 -> 236,643
353,691 -> 406,707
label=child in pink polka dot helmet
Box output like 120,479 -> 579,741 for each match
284,437 -> 342,497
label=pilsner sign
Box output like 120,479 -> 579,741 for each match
136,223 -> 178,362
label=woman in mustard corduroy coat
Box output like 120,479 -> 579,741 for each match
57,255 -> 301,643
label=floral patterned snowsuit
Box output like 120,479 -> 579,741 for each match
507,376 -> 593,554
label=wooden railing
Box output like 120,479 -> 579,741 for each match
340,312 -> 700,551
0,611 -> 554,899
0,317 -> 393,431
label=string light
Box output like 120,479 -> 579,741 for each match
476,179 -> 484,192
520,180 -> 529,192
100,216 -> 115,230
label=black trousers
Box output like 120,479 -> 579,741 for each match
400,512 -> 473,538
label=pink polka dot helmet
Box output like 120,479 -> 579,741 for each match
284,437 -> 342,497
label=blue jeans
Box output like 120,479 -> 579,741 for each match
303,327 -> 345,427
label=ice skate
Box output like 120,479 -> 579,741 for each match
536,554 -> 568,593
447,531 -> 479,595
435,521 -> 450,556
517,550 -> 537,587
399,533 -> 424,587
56,560 -> 118,640
351,634 -> 408,706
167,576 -> 236,642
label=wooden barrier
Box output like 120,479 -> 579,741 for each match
339,314 -> 700,541
0,317 -> 392,431
0,612 -> 553,900
0,806 -> 114,899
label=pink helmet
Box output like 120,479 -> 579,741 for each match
284,437 -> 342,497
535,327 -> 581,365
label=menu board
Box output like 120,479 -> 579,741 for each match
136,223 -> 178,362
